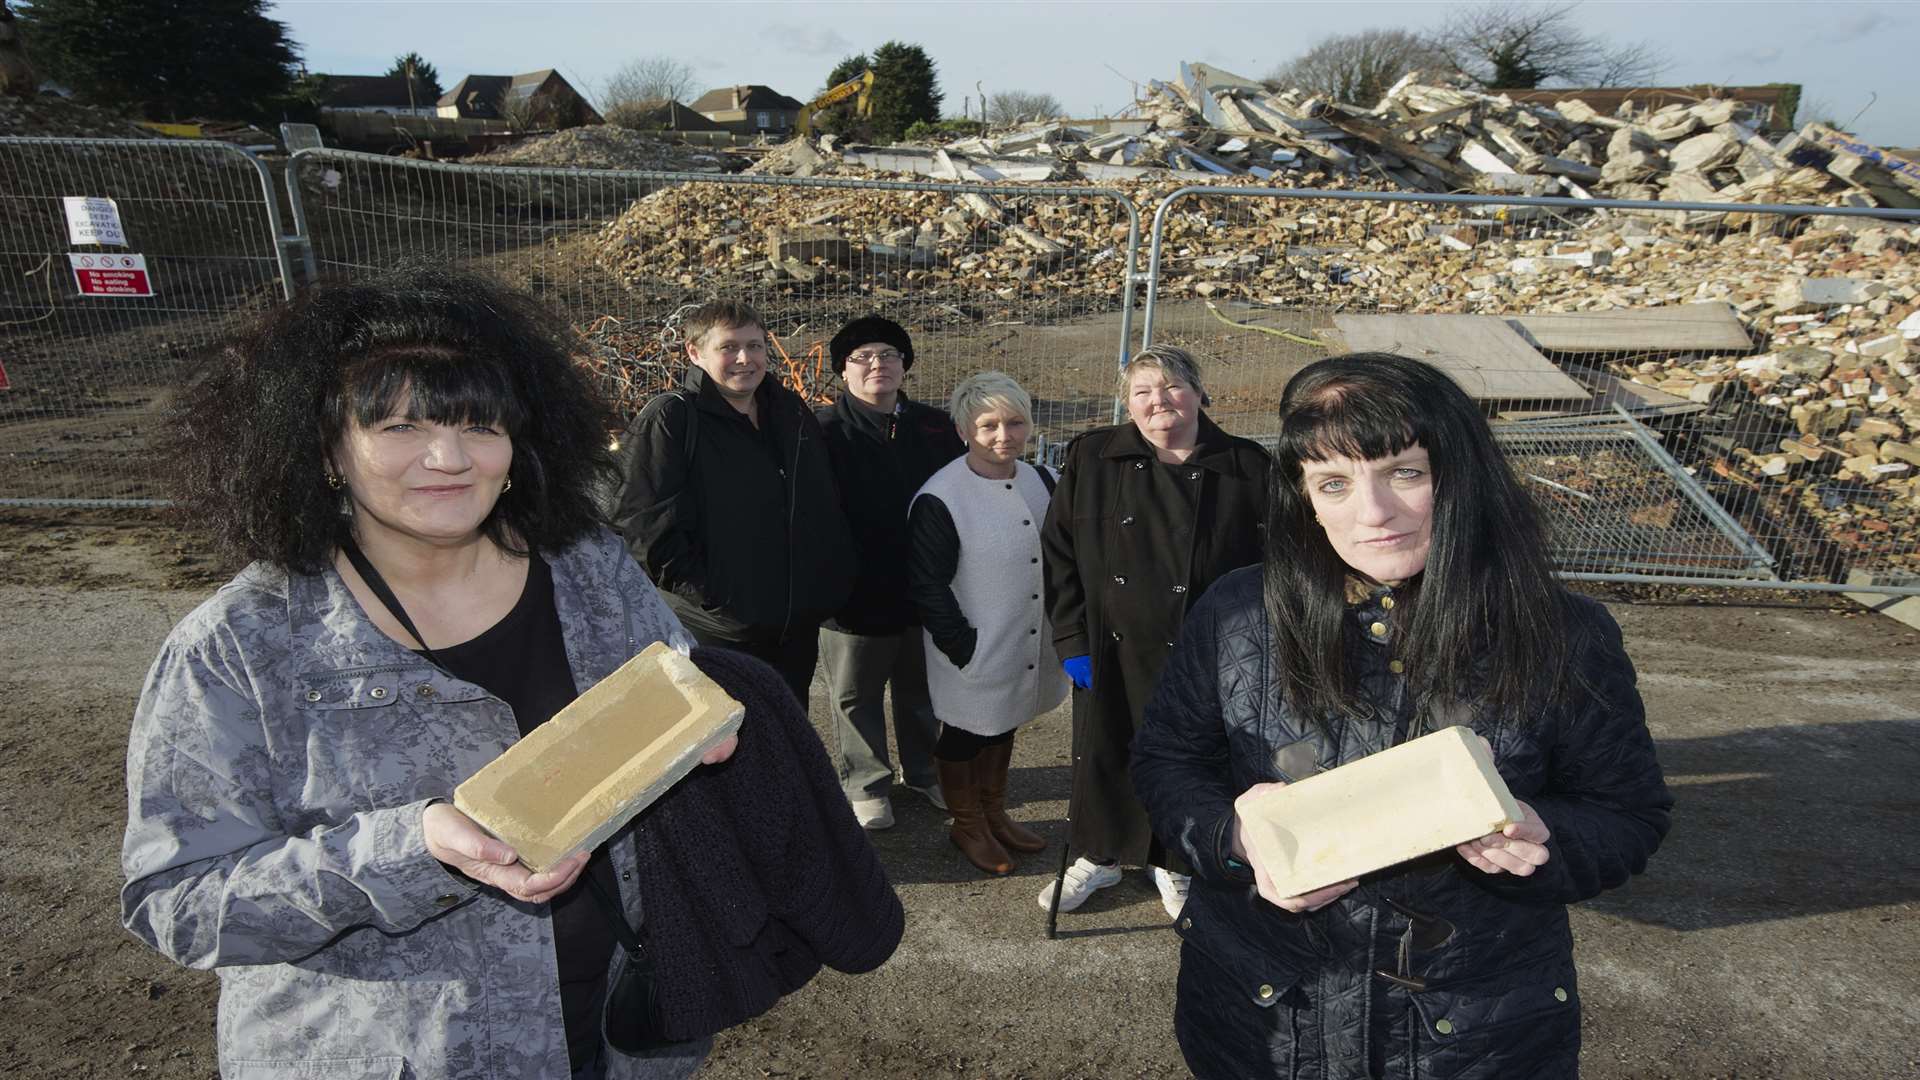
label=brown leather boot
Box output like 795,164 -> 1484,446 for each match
977,739 -> 1046,853
938,756 -> 1013,875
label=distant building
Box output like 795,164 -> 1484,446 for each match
1502,85 -> 1799,133
313,75 -> 438,118
438,70 -> 602,128
689,85 -> 806,135
613,98 -> 728,132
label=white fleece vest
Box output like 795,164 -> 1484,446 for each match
913,457 -> 1071,735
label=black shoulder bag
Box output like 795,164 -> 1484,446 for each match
339,539 -> 675,1053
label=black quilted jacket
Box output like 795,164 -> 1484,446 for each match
1133,567 -> 1672,1080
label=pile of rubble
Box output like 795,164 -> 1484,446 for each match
0,93 -> 164,139
812,61 -> 1920,218
471,125 -> 736,172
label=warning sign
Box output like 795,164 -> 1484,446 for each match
63,196 -> 128,247
70,253 -> 154,297
0,359 -> 10,390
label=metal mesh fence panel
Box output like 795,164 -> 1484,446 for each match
0,138 -> 291,507
286,150 -> 1140,464
1141,187 -> 1920,594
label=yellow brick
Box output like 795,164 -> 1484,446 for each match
1235,726 -> 1522,898
455,642 -> 744,872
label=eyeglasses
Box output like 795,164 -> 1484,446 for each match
845,349 -> 905,367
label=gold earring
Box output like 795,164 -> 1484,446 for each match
501,477 -> 512,493
326,473 -> 344,490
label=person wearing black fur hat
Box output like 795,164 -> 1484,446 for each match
816,315 -> 966,830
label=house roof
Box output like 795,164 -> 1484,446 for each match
689,85 -> 806,114
438,70 -> 592,118
620,98 -> 728,131
317,75 -> 422,110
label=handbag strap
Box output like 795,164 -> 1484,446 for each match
584,863 -> 646,956
340,538 -> 448,672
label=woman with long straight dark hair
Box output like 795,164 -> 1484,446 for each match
1132,352 -> 1673,1079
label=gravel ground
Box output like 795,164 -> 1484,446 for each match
0,516 -> 1915,1078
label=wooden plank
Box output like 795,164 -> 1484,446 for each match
1507,302 -> 1754,354
1330,313 -> 1590,402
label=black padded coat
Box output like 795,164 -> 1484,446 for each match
1132,568 -> 1672,1080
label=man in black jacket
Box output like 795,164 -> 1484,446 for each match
815,316 -> 965,829
615,300 -> 856,707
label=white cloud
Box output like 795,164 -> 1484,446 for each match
762,24 -> 854,57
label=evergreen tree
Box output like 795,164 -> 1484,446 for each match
19,0 -> 299,122
823,53 -> 868,95
384,51 -> 442,108
867,41 -> 941,142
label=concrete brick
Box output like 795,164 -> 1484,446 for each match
1235,726 -> 1522,898
455,642 -> 745,872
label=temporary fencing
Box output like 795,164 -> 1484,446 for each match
0,137 -> 292,507
1138,187 -> 1920,596
283,149 -> 1139,460
2,136 -> 1915,596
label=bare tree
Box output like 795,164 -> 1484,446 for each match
1434,2 -> 1666,89
987,89 -> 1063,125
601,55 -> 700,108
1263,29 -> 1452,105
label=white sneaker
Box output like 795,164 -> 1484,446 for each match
1152,867 -> 1191,919
1036,857 -> 1123,913
904,782 -> 948,812
851,796 -> 895,830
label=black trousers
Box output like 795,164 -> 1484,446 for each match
688,626 -> 819,712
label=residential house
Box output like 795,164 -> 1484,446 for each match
315,74 -> 438,117
438,69 -> 602,128
689,85 -> 806,135
614,98 -> 727,132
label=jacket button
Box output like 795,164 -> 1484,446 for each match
1029,628 -> 1037,635
1380,595 -> 1395,610
1256,984 -> 1275,1001
1005,483 -> 1014,490
622,870 -> 632,881
1554,987 -> 1568,1002
1030,557 -> 1039,564
1113,575 -> 1127,585
1027,664 -> 1035,670
1121,516 -> 1135,526
434,894 -> 460,908
1171,585 -> 1187,593
1189,470 -> 1200,480
1369,621 -> 1388,638
1389,659 -> 1404,674
1134,461 -> 1146,470
1435,1018 -> 1454,1035
1031,594 -> 1039,600
1180,917 -> 1192,930
1110,631 -> 1123,642
305,690 -> 322,702
416,685 -> 436,698
369,686 -> 388,700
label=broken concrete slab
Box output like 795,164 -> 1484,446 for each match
1509,303 -> 1754,354
1331,313 -> 1591,402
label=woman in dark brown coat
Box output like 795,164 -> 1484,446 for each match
1039,345 -> 1269,920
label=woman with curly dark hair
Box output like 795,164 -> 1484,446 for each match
1132,352 -> 1672,1079
119,267 -> 902,1080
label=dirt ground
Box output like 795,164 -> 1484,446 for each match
1,514 -> 1916,1079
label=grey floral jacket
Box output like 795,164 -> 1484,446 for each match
122,528 -> 704,1080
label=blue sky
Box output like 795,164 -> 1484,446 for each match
273,0 -> 1917,149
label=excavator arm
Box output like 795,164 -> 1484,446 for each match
798,70 -> 874,137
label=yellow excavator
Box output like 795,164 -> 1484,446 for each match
798,70 -> 874,137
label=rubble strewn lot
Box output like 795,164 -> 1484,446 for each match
580,61 -> 1919,578
468,124 -> 737,172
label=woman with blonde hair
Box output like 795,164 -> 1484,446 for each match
907,371 -> 1068,875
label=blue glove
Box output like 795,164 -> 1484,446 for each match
1062,655 -> 1092,690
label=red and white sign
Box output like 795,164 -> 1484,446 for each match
69,253 -> 154,297
0,359 -> 10,390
